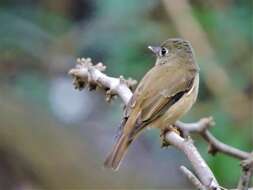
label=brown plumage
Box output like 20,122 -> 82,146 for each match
104,38 -> 199,170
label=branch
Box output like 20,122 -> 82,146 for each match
166,132 -> 220,189
237,154 -> 253,190
68,58 -> 137,104
176,119 -> 252,189
68,58 -> 221,189
176,118 -> 251,160
180,166 -> 207,190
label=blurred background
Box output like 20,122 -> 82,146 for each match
0,0 -> 252,189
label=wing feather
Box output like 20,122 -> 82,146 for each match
121,63 -> 196,139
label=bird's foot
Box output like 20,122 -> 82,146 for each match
160,125 -> 181,148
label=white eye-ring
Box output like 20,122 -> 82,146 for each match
160,47 -> 168,56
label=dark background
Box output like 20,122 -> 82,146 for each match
0,0 -> 252,189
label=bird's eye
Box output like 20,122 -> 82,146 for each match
160,47 -> 168,56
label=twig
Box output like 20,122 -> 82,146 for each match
237,154 -> 253,190
202,131 -> 250,160
180,165 -> 207,190
69,58 -> 221,189
176,118 -> 250,160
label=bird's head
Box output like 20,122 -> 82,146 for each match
148,38 -> 194,65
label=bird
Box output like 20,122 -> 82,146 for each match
104,38 -> 200,170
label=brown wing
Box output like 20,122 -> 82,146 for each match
140,69 -> 194,123
122,63 -> 196,138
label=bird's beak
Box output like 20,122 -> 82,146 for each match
148,46 -> 161,55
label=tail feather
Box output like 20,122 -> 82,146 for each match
104,134 -> 131,170
104,109 -> 140,170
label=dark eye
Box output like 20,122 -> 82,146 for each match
160,47 -> 168,56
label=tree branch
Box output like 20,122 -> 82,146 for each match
176,118 -> 252,189
237,154 -> 253,190
176,118 -> 251,160
180,166 -> 207,190
166,132 -> 219,189
68,58 -> 223,189
68,58 -> 137,104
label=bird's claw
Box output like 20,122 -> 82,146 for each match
160,125 -> 181,148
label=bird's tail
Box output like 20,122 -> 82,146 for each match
104,133 -> 131,171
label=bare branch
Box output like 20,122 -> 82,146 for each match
68,58 -> 137,104
180,166 -> 207,190
176,118 -> 250,160
176,117 -> 215,134
238,154 -> 253,190
176,118 -> 252,189
166,132 -> 220,189
202,131 -> 250,160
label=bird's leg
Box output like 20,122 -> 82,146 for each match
160,124 -> 181,148
174,123 -> 185,138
